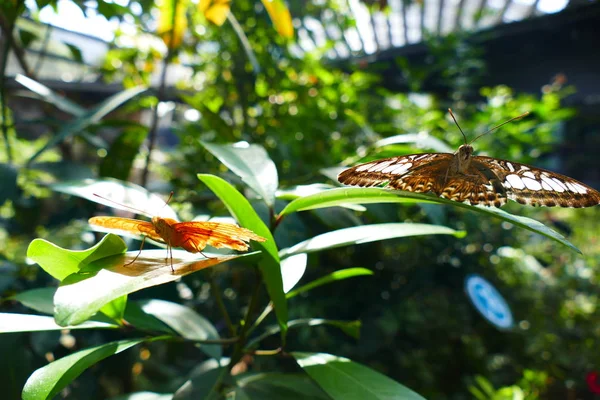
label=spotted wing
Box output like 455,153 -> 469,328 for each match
338,153 -> 453,191
88,216 -> 164,242
173,222 -> 266,253
473,156 -> 600,208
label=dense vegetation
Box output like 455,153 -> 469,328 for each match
0,1 -> 598,399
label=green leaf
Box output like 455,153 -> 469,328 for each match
278,187 -> 581,254
200,142 -> 279,207
27,233 -> 127,281
279,223 -> 464,259
287,268 -> 373,299
14,74 -> 85,116
124,301 -> 175,334
100,295 -> 127,322
12,288 -> 56,315
276,184 -> 366,212
50,177 -> 178,220
233,373 -> 329,400
27,86 -> 147,165
247,319 -> 361,349
0,313 -> 118,333
173,359 -> 224,400
292,352 -> 426,400
54,248 -> 258,326
22,339 -> 144,400
136,299 -> 221,359
197,174 -> 288,337
280,253 -> 307,293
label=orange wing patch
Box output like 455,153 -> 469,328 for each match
173,221 -> 266,253
88,217 -> 163,242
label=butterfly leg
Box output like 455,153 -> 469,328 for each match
125,236 -> 147,266
200,251 -> 214,259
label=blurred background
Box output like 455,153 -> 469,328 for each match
1,0 -> 599,398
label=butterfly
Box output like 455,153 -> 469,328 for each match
89,194 -> 266,272
338,110 -> 600,208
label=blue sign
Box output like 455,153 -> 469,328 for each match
465,274 -> 513,329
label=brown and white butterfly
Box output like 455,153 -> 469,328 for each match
338,110 -> 600,208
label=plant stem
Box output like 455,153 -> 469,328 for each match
227,269 -> 262,372
209,273 -> 236,337
0,16 -> 14,164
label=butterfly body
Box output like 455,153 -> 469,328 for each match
89,216 -> 266,269
338,146 -> 600,208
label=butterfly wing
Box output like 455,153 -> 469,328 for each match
474,156 -> 600,208
173,222 -> 266,253
338,153 -> 453,192
88,216 -> 164,242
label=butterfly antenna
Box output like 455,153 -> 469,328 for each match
160,191 -> 174,211
468,111 -> 530,145
448,108 -> 468,145
93,193 -> 150,216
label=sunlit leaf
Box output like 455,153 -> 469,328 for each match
0,313 -> 118,333
50,177 -> 178,220
277,184 -> 366,212
261,0 -> 294,38
198,174 -> 288,337
27,233 -> 127,281
201,142 -> 279,207
278,187 -> 581,253
280,253 -> 307,293
137,299 -> 221,359
22,339 -> 144,400
279,223 -> 465,259
293,352 -> 426,400
232,373 -> 329,399
54,248 -> 258,326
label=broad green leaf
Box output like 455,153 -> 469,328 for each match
27,86 -> 147,165
173,359 -> 225,400
12,288 -> 56,315
232,373 -> 329,400
50,177 -> 178,220
279,223 -> 465,259
201,142 -> 278,207
247,319 -> 360,349
100,295 -> 127,322
261,0 -> 294,38
198,0 -> 230,26
54,248 -> 258,326
137,299 -> 221,359
198,174 -> 288,336
277,184 -> 366,212
15,74 -> 84,116
22,339 -> 144,400
280,253 -> 307,293
0,313 -> 118,333
287,268 -> 373,299
278,187 -> 581,253
375,133 -> 454,153
292,352 -> 426,400
27,233 -> 127,281
124,301 -> 175,334
158,0 -> 189,50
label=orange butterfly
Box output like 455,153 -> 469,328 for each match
89,194 -> 266,272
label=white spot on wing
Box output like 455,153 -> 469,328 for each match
382,163 -> 412,174
506,162 -> 515,172
572,183 -> 588,194
505,174 -> 525,190
369,160 -> 394,172
551,178 -> 568,191
544,177 -> 565,192
541,180 -> 552,190
522,177 -> 542,191
522,171 -> 536,179
355,163 -> 374,172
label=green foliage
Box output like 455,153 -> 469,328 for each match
1,0 -> 597,399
